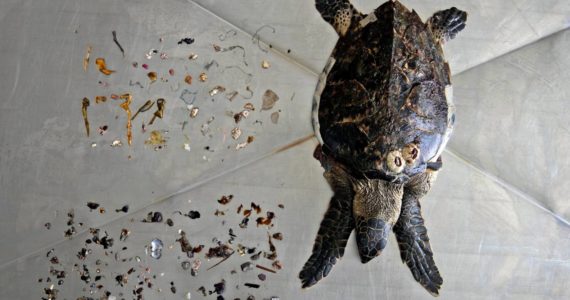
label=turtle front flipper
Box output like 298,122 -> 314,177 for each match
393,170 -> 443,296
315,0 -> 364,36
353,180 -> 404,263
427,7 -> 467,43
299,159 -> 355,288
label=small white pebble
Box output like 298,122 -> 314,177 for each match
184,143 -> 191,152
91,142 -> 97,148
186,292 -> 192,299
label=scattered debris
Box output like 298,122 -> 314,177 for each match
231,127 -> 242,140
178,37 -> 195,45
199,72 -> 207,82
252,25 -> 276,52
218,29 -> 237,41
184,74 -> 193,85
111,139 -> 123,147
119,94 -> 133,145
131,100 -> 154,120
81,97 -> 90,137
83,45 -> 92,71
190,107 -> 199,118
270,111 -> 280,124
245,283 -> 260,289
149,98 -> 165,125
86,202 -> 100,210
112,30 -> 125,57
147,71 -> 158,83
186,211 -> 201,219
98,125 -> 108,135
149,238 -> 163,259
218,195 -> 233,205
95,58 -> 115,75
95,96 -> 107,104
188,53 -> 199,60
261,89 -> 279,110
241,262 -> 254,272
209,85 -> 226,96
261,60 -> 270,69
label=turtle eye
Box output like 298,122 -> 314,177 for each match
403,144 -> 420,165
387,150 -> 404,173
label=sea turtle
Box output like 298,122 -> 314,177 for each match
300,0 -> 467,296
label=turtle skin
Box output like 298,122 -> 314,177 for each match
300,0 -> 466,296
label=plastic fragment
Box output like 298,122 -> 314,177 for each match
261,89 -> 279,110
150,239 -> 163,259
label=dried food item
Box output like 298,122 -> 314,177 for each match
119,94 -> 133,145
218,195 -> 233,205
149,98 -> 165,125
95,58 -> 115,75
261,89 -> 279,110
131,100 -> 154,120
82,97 -> 90,137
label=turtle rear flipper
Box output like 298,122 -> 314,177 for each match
394,171 -> 443,296
428,7 -> 467,42
300,160 -> 355,288
315,0 -> 364,36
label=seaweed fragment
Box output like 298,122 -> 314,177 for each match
112,30 -> 125,57
82,97 -> 90,137
131,100 -> 154,121
119,94 -> 133,145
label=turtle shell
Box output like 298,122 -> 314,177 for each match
315,1 -> 455,183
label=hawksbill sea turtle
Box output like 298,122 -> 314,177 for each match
300,0 -> 467,296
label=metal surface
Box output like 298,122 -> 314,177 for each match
0,0 -> 568,299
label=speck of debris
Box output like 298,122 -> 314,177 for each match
116,205 -> 129,213
272,232 -> 283,240
186,211 -> 201,219
241,262 -> 253,272
261,60 -> 270,69
218,194 -> 233,205
87,202 -> 100,210
178,37 -> 195,45
166,218 -> 174,227
258,273 -> 266,281
244,283 -> 260,289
